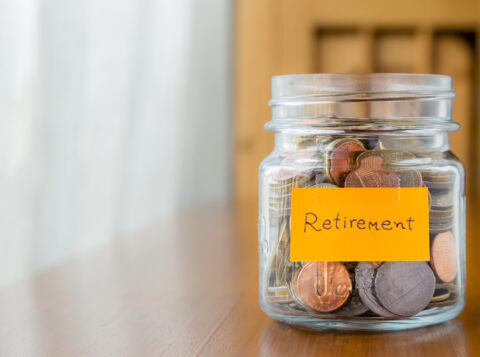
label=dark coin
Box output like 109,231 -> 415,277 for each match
344,156 -> 400,188
375,262 -> 436,316
344,261 -> 358,270
355,262 -> 400,318
325,139 -> 366,186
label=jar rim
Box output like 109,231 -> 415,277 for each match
270,73 -> 455,105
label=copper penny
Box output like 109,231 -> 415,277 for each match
344,156 -> 400,188
295,262 -> 352,312
431,231 -> 457,283
326,139 -> 366,186
355,150 -> 422,187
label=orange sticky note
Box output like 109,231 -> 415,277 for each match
290,187 -> 430,262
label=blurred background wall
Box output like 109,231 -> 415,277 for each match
0,0 -> 232,286
2,0 -> 479,288
235,0 -> 480,205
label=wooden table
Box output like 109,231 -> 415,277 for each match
0,203 -> 479,356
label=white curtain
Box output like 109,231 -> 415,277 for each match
0,0 -> 231,286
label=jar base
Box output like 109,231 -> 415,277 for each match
261,299 -> 464,332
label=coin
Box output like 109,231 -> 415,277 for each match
427,283 -> 458,308
271,168 -> 303,182
430,189 -> 454,209
325,139 -> 366,186
423,180 -> 454,190
431,231 -> 457,283
422,170 -> 454,182
267,218 -> 292,286
429,208 -> 454,220
344,156 -> 400,188
268,181 -> 337,218
344,261 -> 358,270
374,262 -> 436,316
295,262 -> 352,312
283,147 -> 322,167
355,262 -> 400,318
266,286 -> 294,304
269,169 -> 315,193
377,137 -> 425,151
356,149 -> 415,164
356,150 -> 422,187
296,135 -> 331,148
430,289 -> 451,303
429,220 -> 454,234
426,184 -> 432,210
335,272 -> 368,316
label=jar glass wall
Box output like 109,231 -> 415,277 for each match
258,74 -> 465,331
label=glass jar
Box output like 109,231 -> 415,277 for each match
258,73 -> 465,331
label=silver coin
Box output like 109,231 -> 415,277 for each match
429,208 -> 454,220
374,262 -> 436,317
424,180 -> 454,190
335,273 -> 369,316
430,189 -> 454,209
430,223 -> 454,234
355,262 -> 400,318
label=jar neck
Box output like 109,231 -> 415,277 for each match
273,132 -> 451,153
267,74 -> 458,135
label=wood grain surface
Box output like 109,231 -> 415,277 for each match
0,202 -> 478,356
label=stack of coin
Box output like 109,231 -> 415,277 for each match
422,170 -> 455,234
268,169 -> 315,218
266,168 -> 337,305
428,231 -> 458,307
421,170 -> 458,305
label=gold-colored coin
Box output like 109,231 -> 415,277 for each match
377,136 -> 426,152
265,286 -> 294,304
430,290 -> 451,303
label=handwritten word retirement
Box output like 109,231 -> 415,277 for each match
304,212 -> 415,233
